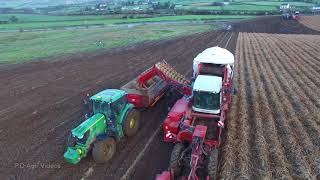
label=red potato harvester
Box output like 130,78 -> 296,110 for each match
157,47 -> 235,180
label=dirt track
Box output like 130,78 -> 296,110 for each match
0,16 -> 319,180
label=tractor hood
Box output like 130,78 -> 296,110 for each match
64,113 -> 107,164
72,113 -> 106,138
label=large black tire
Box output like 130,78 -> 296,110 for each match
207,149 -> 218,180
169,143 -> 184,177
123,109 -> 140,137
92,137 -> 116,163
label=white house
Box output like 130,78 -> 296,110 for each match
280,3 -> 290,10
312,6 -> 320,13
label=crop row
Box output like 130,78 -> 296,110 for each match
219,32 -> 320,179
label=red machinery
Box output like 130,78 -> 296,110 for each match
121,60 -> 191,108
157,47 -> 235,180
292,11 -> 301,21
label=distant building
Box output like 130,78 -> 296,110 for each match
311,6 -> 320,13
133,6 -> 143,11
151,1 -> 159,5
280,4 -> 290,10
280,3 -> 295,12
212,2 -> 225,6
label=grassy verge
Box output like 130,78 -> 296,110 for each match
0,14 -> 254,30
0,24 -> 214,64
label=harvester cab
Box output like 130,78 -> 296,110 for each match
64,89 -> 140,164
292,11 -> 300,21
192,47 -> 234,115
192,75 -> 222,114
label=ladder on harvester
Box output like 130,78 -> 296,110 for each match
155,60 -> 192,96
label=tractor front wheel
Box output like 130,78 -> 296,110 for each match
92,137 -> 116,163
207,149 -> 218,180
169,143 -> 184,177
123,109 -> 140,137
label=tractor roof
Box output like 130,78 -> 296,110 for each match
193,46 -> 234,66
90,89 -> 126,103
193,75 -> 222,93
72,113 -> 105,138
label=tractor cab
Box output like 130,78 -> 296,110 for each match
90,89 -> 127,118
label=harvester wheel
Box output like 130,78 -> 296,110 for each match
123,109 -> 140,137
169,143 -> 184,177
92,137 -> 116,163
207,149 -> 218,180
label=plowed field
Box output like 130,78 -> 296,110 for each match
220,32 -> 320,179
300,15 -> 320,32
0,16 -> 319,180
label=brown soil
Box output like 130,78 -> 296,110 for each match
299,15 -> 320,32
0,16 -> 318,180
219,32 -> 320,179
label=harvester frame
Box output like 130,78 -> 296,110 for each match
158,47 -> 235,180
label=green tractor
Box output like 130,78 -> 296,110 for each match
64,89 -> 140,164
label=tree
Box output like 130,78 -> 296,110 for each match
9,16 -> 18,23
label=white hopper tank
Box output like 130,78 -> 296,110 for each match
193,46 -> 234,77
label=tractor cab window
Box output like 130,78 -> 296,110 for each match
101,102 -> 110,115
111,96 -> 126,116
193,91 -> 220,111
93,100 -> 110,116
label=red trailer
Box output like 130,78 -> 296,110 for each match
121,61 -> 191,108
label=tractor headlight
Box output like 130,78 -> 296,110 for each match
77,149 -> 83,155
165,131 -> 173,139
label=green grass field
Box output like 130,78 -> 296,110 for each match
181,0 -> 316,12
0,24 -> 214,64
0,14 -> 254,30
0,14 -> 110,22
234,1 -> 315,7
0,0 -> 97,8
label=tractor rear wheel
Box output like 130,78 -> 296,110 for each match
169,143 -> 184,177
123,109 -> 140,137
92,137 -> 116,163
207,149 -> 218,180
